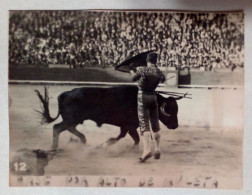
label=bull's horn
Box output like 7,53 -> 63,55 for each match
160,102 -> 171,117
174,92 -> 192,100
174,96 -> 183,100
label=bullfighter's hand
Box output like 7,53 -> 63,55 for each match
130,70 -> 135,75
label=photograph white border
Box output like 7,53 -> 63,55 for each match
1,0 -> 252,194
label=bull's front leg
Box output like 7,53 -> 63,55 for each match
106,127 -> 128,146
128,129 -> 140,145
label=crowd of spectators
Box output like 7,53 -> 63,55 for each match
9,10 -> 244,70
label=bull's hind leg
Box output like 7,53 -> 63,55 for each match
52,122 -> 67,150
68,126 -> 86,144
128,129 -> 140,145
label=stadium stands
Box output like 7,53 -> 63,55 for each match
9,11 -> 244,71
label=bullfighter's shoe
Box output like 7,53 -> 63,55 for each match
139,152 -> 152,163
154,151 -> 161,159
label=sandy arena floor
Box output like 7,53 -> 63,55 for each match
8,85 -> 243,189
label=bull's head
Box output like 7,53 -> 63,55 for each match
157,95 -> 179,130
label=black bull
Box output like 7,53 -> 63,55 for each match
35,85 -> 179,150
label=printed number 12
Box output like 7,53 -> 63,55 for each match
14,162 -> 27,172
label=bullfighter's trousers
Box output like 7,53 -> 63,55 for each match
137,91 -> 160,135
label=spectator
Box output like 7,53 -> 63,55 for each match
9,11 -> 244,71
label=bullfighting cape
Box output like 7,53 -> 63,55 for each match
115,50 -> 155,73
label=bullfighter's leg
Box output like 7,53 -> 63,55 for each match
153,132 -> 161,159
150,103 -> 161,159
52,122 -> 67,150
68,126 -> 86,144
106,127 -> 128,146
128,129 -> 140,145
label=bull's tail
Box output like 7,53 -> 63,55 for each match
34,86 -> 60,125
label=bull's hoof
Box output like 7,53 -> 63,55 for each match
80,138 -> 86,145
106,138 -> 118,146
69,137 -> 79,143
79,135 -> 86,144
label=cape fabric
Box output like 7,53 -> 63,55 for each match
115,50 -> 155,73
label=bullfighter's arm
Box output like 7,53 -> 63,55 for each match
160,71 -> 166,83
130,70 -> 141,81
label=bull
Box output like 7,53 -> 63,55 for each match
35,85 -> 181,150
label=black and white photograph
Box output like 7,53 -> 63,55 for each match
8,9 -> 244,189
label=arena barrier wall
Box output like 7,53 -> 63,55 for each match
8,81 -> 244,130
